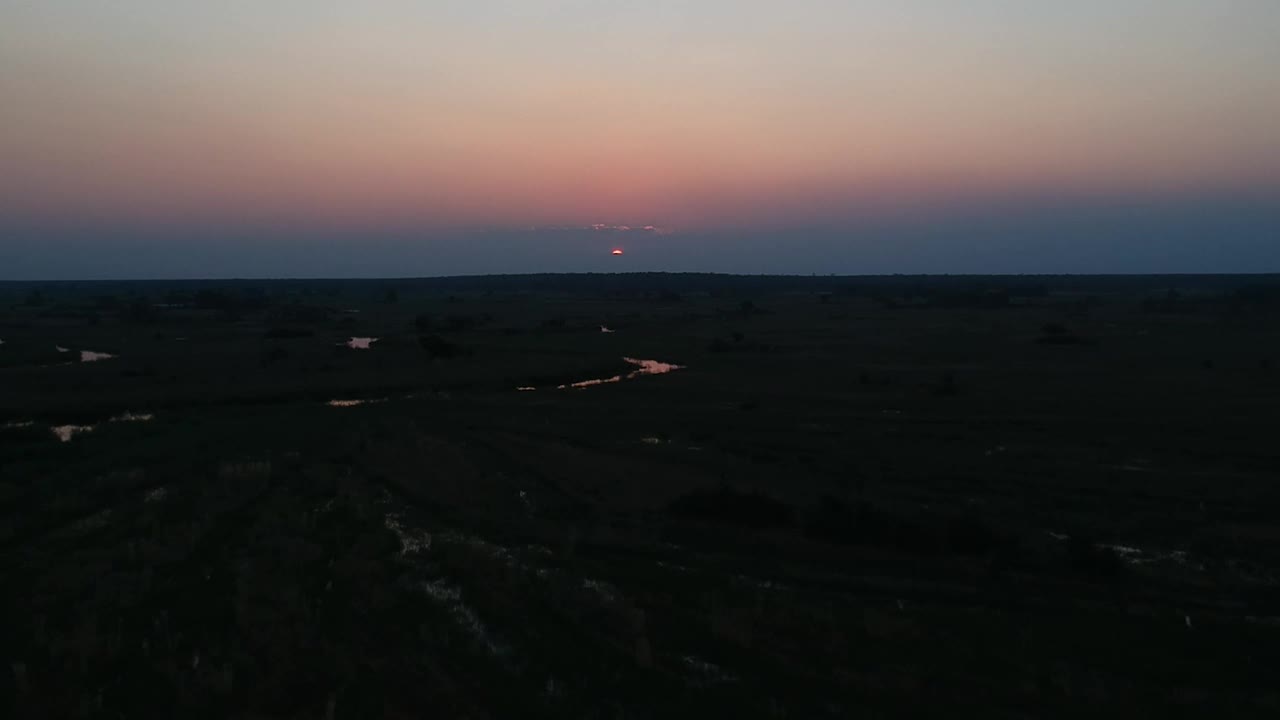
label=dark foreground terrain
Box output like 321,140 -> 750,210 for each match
3,273 -> 1280,718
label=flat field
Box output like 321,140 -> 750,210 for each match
3,274 -> 1279,718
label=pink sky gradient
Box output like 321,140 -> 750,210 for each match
3,1 -> 1278,234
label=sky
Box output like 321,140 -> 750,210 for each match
2,1 -> 1278,278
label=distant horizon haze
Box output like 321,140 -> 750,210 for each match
3,1 -> 1278,279
3,192 -> 1278,280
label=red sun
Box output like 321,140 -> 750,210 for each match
611,248 -> 624,256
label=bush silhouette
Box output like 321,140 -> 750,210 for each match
1065,536 -> 1124,578
668,485 -> 794,529
418,334 -> 468,359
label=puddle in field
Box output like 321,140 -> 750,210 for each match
1100,543 -> 1196,567
516,386 -> 537,392
1046,531 -> 1199,569
52,425 -> 95,442
682,655 -> 738,686
419,579 -> 511,658
344,337 -> 378,349
384,513 -> 432,554
67,509 -> 111,534
48,412 -> 152,442
517,489 -> 535,515
327,397 -> 387,408
656,559 -> 694,573
582,578 -> 619,604
2,420 -> 36,430
80,350 -> 116,362
380,510 -> 511,658
557,357 -> 684,390
55,345 -> 69,353
600,325 -> 616,333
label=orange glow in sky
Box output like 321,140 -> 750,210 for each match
1,2 -> 1278,234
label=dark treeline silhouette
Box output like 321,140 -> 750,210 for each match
6,272 -> 1280,300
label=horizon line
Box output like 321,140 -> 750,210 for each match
5,270 -> 1280,284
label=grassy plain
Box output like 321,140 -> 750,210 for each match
3,273 -> 1280,717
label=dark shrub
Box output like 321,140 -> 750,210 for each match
261,347 -> 291,366
1042,323 -> 1068,336
805,497 -> 1008,557
1037,334 -> 1088,345
418,334 -> 467,359
932,373 -> 959,397
269,304 -> 332,323
805,497 -> 920,550
1065,537 -> 1124,578
265,327 -> 314,339
945,515 -> 1007,556
123,298 -> 156,323
1244,585 -> 1280,616
1036,323 -> 1093,345
445,314 -> 479,332
668,485 -> 794,530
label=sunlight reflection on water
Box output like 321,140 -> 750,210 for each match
327,398 -> 388,407
48,412 -> 153,442
556,357 -> 684,390
51,425 -> 95,442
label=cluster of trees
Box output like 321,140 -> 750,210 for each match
1036,323 -> 1092,346
413,313 -> 493,333
666,487 -> 1124,578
